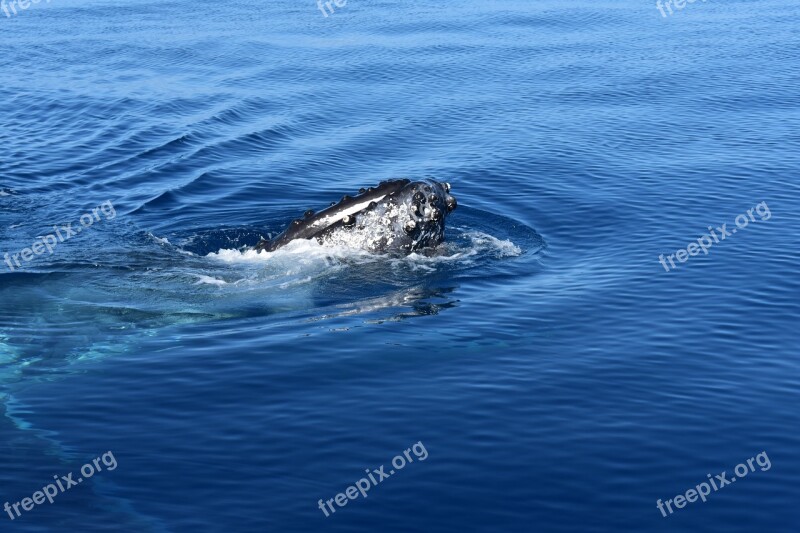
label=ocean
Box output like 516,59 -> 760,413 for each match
0,0 -> 798,531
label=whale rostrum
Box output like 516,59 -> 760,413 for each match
255,179 -> 457,253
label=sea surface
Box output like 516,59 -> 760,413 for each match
1,0 -> 798,531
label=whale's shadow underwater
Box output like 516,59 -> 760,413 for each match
254,179 -> 457,254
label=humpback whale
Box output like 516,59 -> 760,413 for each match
255,179 -> 457,254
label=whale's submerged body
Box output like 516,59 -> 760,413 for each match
255,179 -> 457,254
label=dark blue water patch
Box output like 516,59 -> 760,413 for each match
174,227 -> 271,255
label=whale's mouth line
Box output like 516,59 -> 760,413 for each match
311,194 -> 389,229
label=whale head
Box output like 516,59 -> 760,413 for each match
256,179 -> 458,254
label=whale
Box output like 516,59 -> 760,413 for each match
255,179 -> 457,254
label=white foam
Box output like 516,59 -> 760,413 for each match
207,238 -> 375,265
204,230 -> 520,278
193,275 -> 228,286
399,231 -> 521,269
464,231 -> 522,257
153,235 -> 170,245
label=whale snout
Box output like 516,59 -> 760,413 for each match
396,180 -> 456,251
255,179 -> 458,254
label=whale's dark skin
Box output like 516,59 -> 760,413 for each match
255,179 -> 457,254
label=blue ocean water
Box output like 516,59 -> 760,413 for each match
1,0 -> 799,531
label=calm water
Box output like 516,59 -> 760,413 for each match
1,0 -> 799,531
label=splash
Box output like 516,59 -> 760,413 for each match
206,230 -> 520,273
